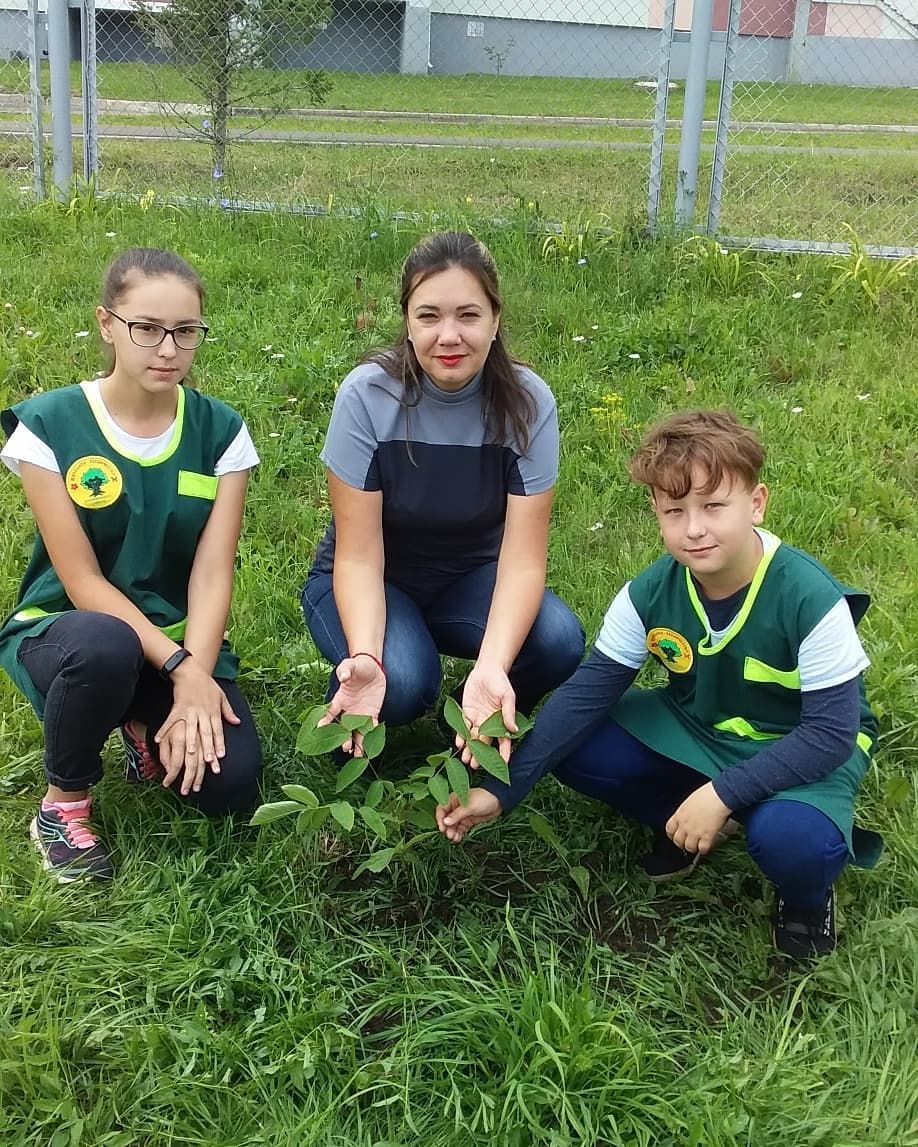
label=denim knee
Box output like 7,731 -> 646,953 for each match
518,593 -> 585,690
65,614 -> 144,687
379,650 -> 442,725
745,800 -> 848,891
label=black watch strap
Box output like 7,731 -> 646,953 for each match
160,648 -> 192,681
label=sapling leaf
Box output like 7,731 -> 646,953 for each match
478,710 -> 534,739
445,757 -> 470,805
329,801 -> 355,831
406,807 -> 437,830
250,800 -> 303,825
296,720 -> 349,756
428,773 -> 451,806
354,847 -> 396,877
358,805 -> 388,840
335,755 -> 372,791
340,713 -> 374,733
468,739 -> 509,784
360,722 -> 387,760
443,696 -> 470,739
281,784 -> 319,807
364,779 -> 386,809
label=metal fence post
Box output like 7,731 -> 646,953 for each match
647,0 -> 677,233
707,0 -> 741,234
47,0 -> 72,197
27,0 -> 47,201
674,0 -> 715,229
80,0 -> 98,183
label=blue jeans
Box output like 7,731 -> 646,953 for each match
301,562 -> 585,725
554,719 -> 849,911
18,611 -> 263,817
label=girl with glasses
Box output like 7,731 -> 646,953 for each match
0,248 -> 262,882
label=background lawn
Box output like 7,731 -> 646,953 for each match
0,193 -> 916,1146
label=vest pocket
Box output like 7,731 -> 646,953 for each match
743,656 -> 801,690
178,470 -> 219,500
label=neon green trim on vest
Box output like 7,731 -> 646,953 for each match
80,380 -> 186,467
177,470 -> 218,500
14,604 -> 186,641
743,656 -> 801,690
686,539 -> 780,657
713,716 -> 783,741
856,731 -> 872,756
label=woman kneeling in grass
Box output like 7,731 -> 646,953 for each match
0,248 -> 262,883
438,410 -> 883,960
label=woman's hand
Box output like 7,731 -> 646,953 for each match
320,654 -> 387,755
436,789 -> 503,843
457,663 -> 518,766
155,661 -> 240,796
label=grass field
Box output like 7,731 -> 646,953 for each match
0,193 -> 916,1146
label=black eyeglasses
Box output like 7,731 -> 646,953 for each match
106,309 -> 209,350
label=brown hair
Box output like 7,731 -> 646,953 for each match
629,409 -> 765,498
365,231 -> 536,451
100,248 -> 204,371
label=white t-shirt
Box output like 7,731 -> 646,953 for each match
595,529 -> 869,691
1,378 -> 259,477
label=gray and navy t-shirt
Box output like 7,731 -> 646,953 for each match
311,361 -> 559,605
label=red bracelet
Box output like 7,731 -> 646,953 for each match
351,651 -> 386,678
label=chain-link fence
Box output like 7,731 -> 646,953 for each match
0,0 -> 45,198
707,0 -> 918,251
83,0 -> 672,225
0,0 -> 914,250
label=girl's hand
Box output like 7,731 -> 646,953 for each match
155,661 -> 240,796
436,789 -> 503,843
457,663 -> 517,766
666,783 -> 732,855
320,654 -> 387,756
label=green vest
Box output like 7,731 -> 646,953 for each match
613,538 -> 882,866
0,381 -> 243,716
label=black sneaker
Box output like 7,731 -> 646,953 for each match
640,832 -> 704,882
121,720 -> 163,783
639,819 -> 741,883
773,889 -> 836,959
30,797 -> 114,883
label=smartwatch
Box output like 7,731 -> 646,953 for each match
160,648 -> 192,681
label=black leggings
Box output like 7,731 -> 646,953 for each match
18,611 -> 262,817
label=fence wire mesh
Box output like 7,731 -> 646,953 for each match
86,0 -> 671,223
708,0 -> 918,252
0,2 -> 43,198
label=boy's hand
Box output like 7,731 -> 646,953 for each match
666,782 -> 732,855
436,789 -> 503,843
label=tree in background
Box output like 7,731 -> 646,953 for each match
137,0 -> 331,178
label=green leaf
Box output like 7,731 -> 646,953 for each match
427,751 -> 454,767
478,709 -> 535,739
354,847 -> 396,877
528,811 -> 566,856
360,722 -> 387,760
296,806 -> 330,832
296,720 -> 349,756
428,773 -> 451,806
340,713 -> 374,733
329,801 -> 355,831
883,774 -> 911,808
364,779 -> 386,809
445,757 -> 470,805
443,695 -> 470,739
406,807 -> 437,830
335,754 -> 372,791
569,865 -> 591,900
249,800 -> 302,826
299,704 -> 327,731
468,739 -> 509,784
281,783 -> 319,807
358,805 -> 388,840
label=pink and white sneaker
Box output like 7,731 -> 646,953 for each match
30,796 -> 114,883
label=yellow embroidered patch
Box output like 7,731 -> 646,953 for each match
65,455 -> 123,509
647,627 -> 694,674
